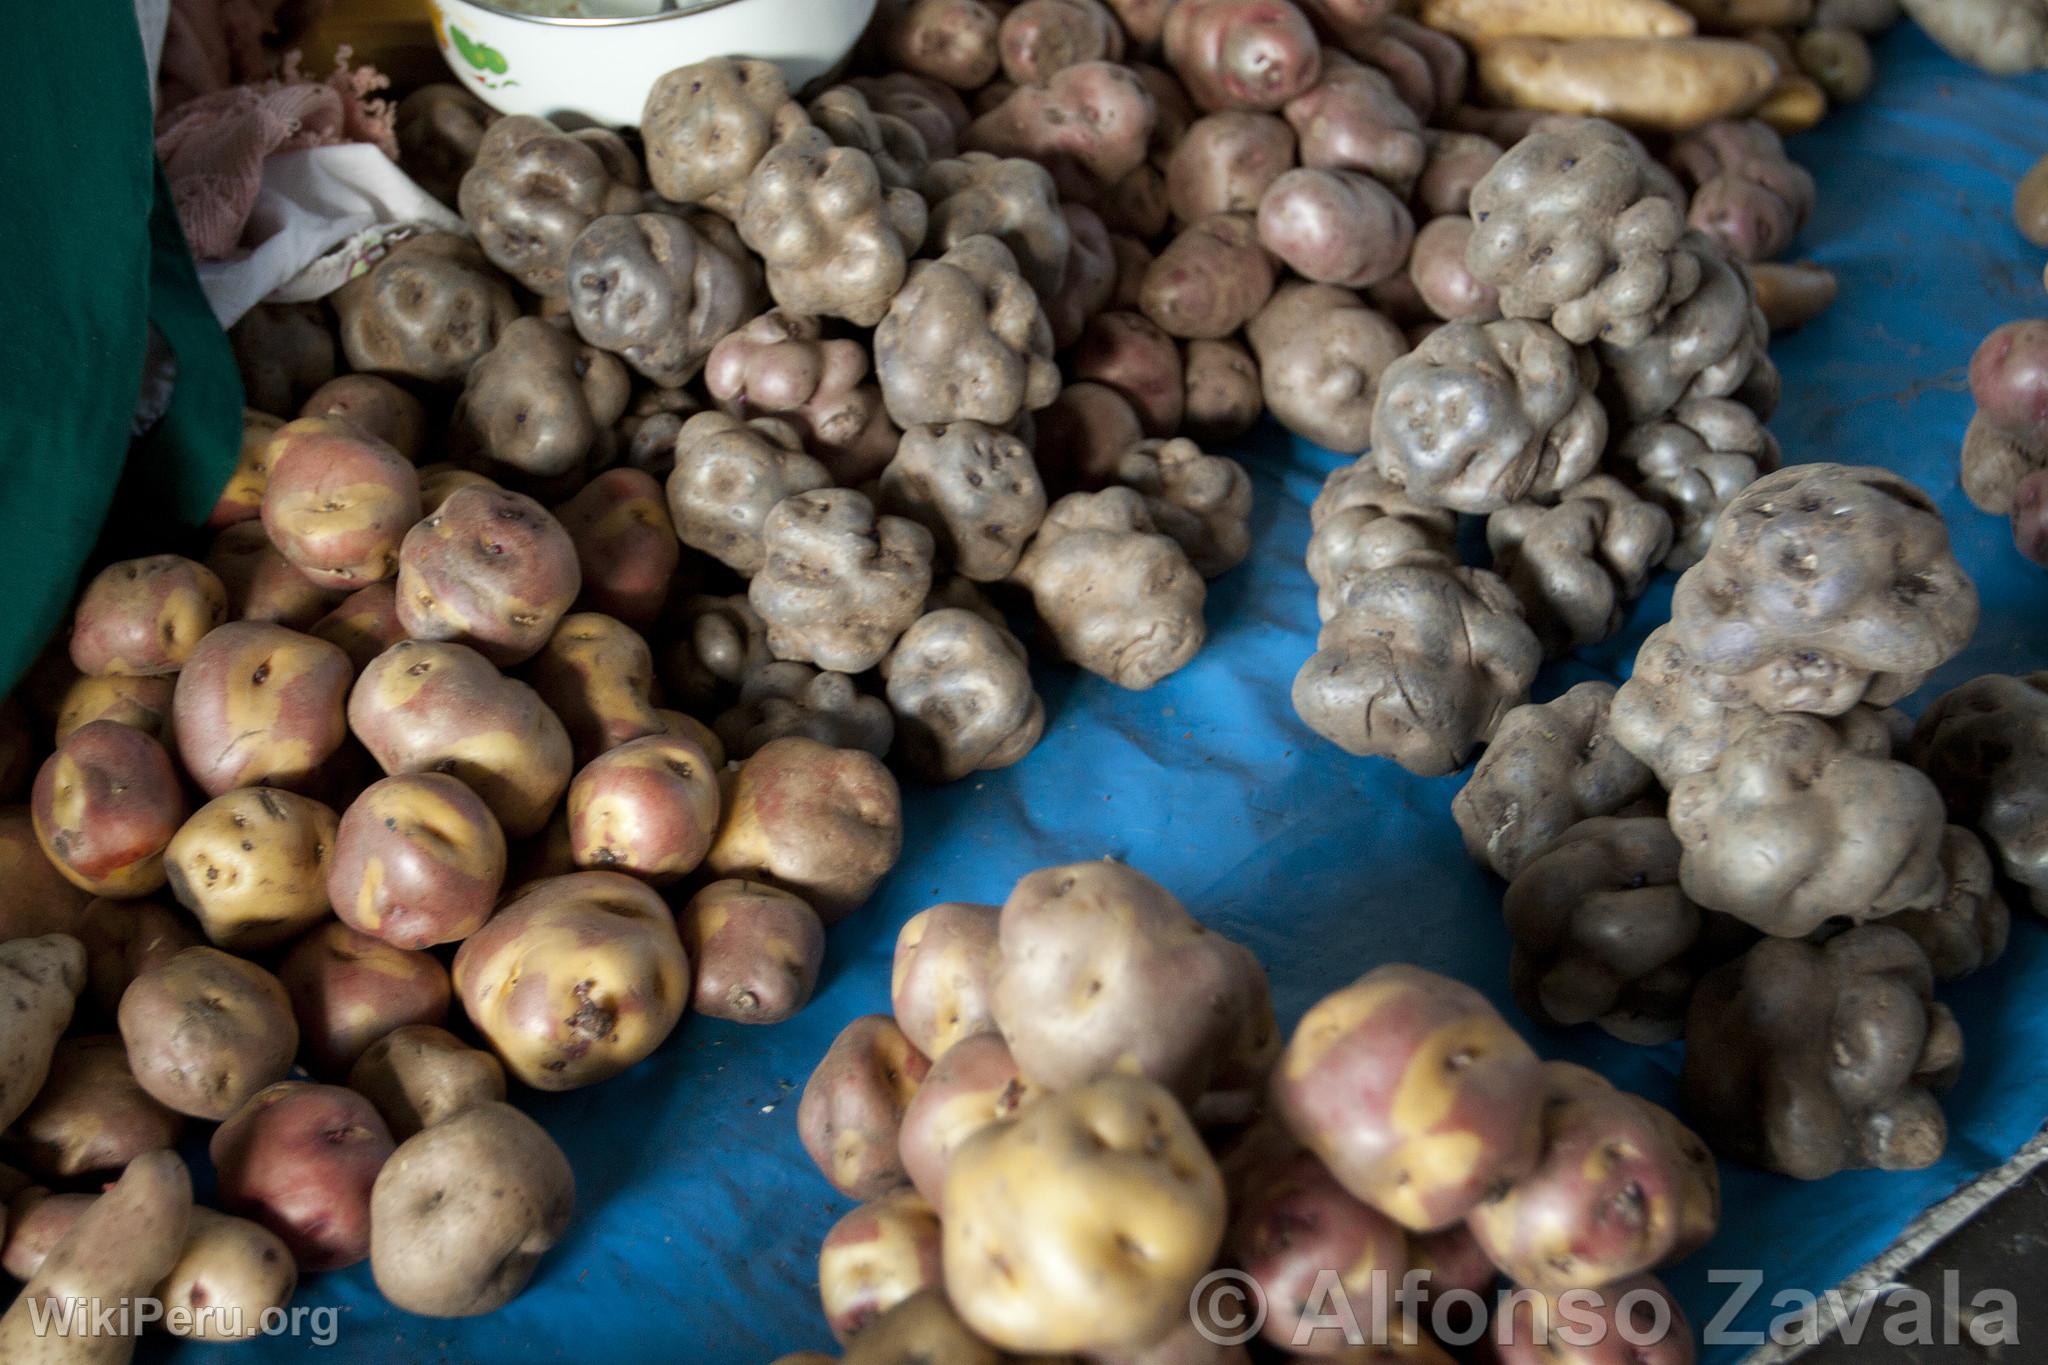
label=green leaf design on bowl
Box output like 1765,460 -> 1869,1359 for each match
449,24 -> 509,76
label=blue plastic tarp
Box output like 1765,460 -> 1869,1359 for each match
158,22 -> 2048,1364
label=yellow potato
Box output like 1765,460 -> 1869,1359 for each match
1755,71 -> 1827,133
1475,36 -> 1779,132
164,789 -> 339,951
1750,260 -> 1837,332
818,1189 -> 943,1343
1420,0 -> 1695,41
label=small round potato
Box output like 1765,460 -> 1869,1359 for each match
53,673 -> 174,744
1232,1146 -> 1410,1353
567,733 -> 722,885
118,947 -> 298,1120
260,417 -> 422,588
897,1031 -> 1044,1210
347,1024 -> 508,1140
32,720 -> 187,896
396,485 -> 582,666
211,1081 -> 395,1271
328,772 -> 508,949
153,1207 -> 299,1341
300,373 -> 428,461
171,621 -> 353,797
451,871 -> 689,1090
310,582 -> 407,673
890,901 -> 999,1061
68,556 -> 227,677
369,1101 -> 575,1317
279,922 -> 453,1077
163,788 -> 339,951
9,1035 -> 183,1178
705,736 -> 904,923
526,613 -> 668,767
677,879 -> 826,1025
798,1014 -> 932,1200
820,1188 -> 944,1343
73,896 -> 201,1020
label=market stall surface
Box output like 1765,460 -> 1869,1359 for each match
154,23 -> 2048,1365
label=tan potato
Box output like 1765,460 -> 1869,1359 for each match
1475,37 -> 1779,131
260,417 -> 421,589
525,613 -> 667,767
1418,0 -> 1695,38
348,1024 -> 507,1140
163,788 -> 338,951
369,1101 -> 574,1317
677,879 -> 825,1025
567,733 -> 722,884
552,468 -> 679,628
328,772 -> 507,950
210,1081 -> 394,1271
32,722 -> 186,897
397,485 -> 582,667
309,582 -> 407,673
1755,71 -> 1827,133
0,810 -> 91,944
890,902 -> 999,1061
68,556 -> 226,678
451,871 -> 689,1090
72,898 -> 200,1021
153,1207 -> 298,1341
206,521 -> 348,629
171,621 -> 352,798
208,410 -> 286,528
117,947 -> 297,1121
278,922 -> 452,1077
0,936 -> 86,1132
820,1189 -> 944,1343
1749,259 -> 1837,331
943,1074 -> 1226,1353
798,1014 -> 931,1200
705,736 -> 904,923
897,1031 -> 1045,1210
9,1035 -> 182,1179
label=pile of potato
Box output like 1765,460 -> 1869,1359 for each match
776,860 -> 1719,1363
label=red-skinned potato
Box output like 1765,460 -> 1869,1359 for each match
1410,215 -> 1499,320
896,1031 -> 1045,1211
1141,212 -> 1276,339
1492,1273 -> 1696,1365
331,233 -> 518,385
1074,311 -> 1185,437
32,720 -> 186,896
999,0 -> 1124,85
1417,129 -> 1503,216
567,732 -> 722,884
279,922 -> 453,1077
397,484 -> 582,666
301,374 -> 428,461
211,1081 -> 394,1271
328,773 -> 506,950
890,902 -> 999,1060
260,416 -> 420,589
1165,0 -> 1324,111
211,410 -> 285,528
1034,380 -> 1147,490
171,621 -> 352,797
1274,965 -> 1546,1230
1259,165 -> 1415,287
1183,336 -> 1264,442
349,639 -> 573,839
153,1207 -> 300,1342
966,61 -> 1159,203
311,582 -> 407,673
207,521 -> 348,629
53,673 -> 174,746
820,1188 -> 945,1343
9,1034 -> 181,1179
1231,1146 -> 1411,1351
1165,111 -> 1297,223
526,613 -> 667,766
1286,54 -> 1428,193
798,1013 -> 932,1200
348,1023 -> 508,1140
553,468 -> 678,627
451,871 -> 689,1090
163,788 -> 338,951
118,946 -> 298,1120
68,556 -> 226,677
706,736 -> 905,924
0,809 -> 91,942
677,879 -> 825,1025
73,896 -> 200,1021
882,0 -> 1006,89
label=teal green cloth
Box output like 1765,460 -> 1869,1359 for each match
0,4 -> 242,697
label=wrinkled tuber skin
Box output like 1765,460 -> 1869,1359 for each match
1609,623 -> 1770,788
395,83 -> 496,207
1256,166 -> 1416,288
1284,53 -> 1427,195
875,235 -> 1061,429
565,213 -> 760,388
1667,714 -> 1948,936
715,662 -> 895,760
1682,927 -> 1962,1179
1467,118 -> 1695,348
665,413 -> 831,575
998,0 -> 1124,85
965,61 -> 1159,204
879,421 -> 1048,582
1598,235 -> 1779,425
1295,562 -> 1541,775
397,485 -> 582,666
810,85 -> 932,193
883,610 -> 1045,781
703,311 -> 898,483
881,0 -> 1006,89
331,234 -> 518,385
922,154 -> 1072,298
849,73 -> 973,161
453,317 -> 630,479
458,115 -> 642,296
1882,827 -> 2012,983
641,58 -> 800,214
1909,672 -> 2048,915
1165,0 -> 1324,112
750,490 -> 936,674
1959,319 -> 2048,514
1165,113 -> 1297,225
1486,475 -> 1675,654
1613,397 -> 1783,569
1504,817 -> 1752,1046
739,125 -> 927,328
1141,213 -> 1277,340
1370,318 -> 1606,513
1246,282 -> 1406,452
1304,459 -> 1459,620
1452,682 -> 1656,881
1669,120 -> 1816,264
1182,337 -> 1265,442
1112,439 -> 1253,578
1012,488 -> 1208,690
1668,464 -> 1979,715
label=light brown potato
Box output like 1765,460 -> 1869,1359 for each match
526,613 -> 667,768
369,1102 -> 574,1317
0,810 -> 91,944
72,898 -> 200,1021
153,1207 -> 298,1342
1140,212 -> 1276,340
309,582 -> 407,673
706,736 -> 903,923
1409,215 -> 1500,321
1164,111 -> 1297,224
260,417 -> 421,589
279,922 -> 452,1077
118,947 -> 297,1121
327,772 -> 507,950
1419,0 -> 1696,39
397,485 -> 582,667
1474,37 -> 1779,132
171,621 -> 352,798
1749,259 -> 1838,331
798,1014 -> 932,1200
68,556 -> 226,678
210,1081 -> 394,1271
10,1035 -> 183,1179
206,521 -> 348,629
567,733 -> 722,885
677,879 -> 825,1025
1755,71 -> 1827,134
0,936 -> 86,1132
32,721 -> 186,897
452,871 -> 689,1090
347,1024 -> 507,1140
820,1189 -> 944,1343
890,902 -> 1000,1061
163,788 -> 338,951
896,1031 -> 1045,1210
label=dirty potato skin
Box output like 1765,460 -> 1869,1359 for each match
331,233 -> 519,385
32,721 -> 187,896
153,1207 -> 299,1341
260,417 -> 422,589
566,732 -> 722,885
328,772 -> 507,950
163,788 -> 339,952
348,1024 -> 507,1140
799,1014 -> 931,1200
0,936 -> 88,1133
1273,964 -> 1546,1230
819,1188 -> 945,1343
68,556 -> 226,677
890,901 -> 999,1060
677,879 -> 826,1025
896,1031 -> 1044,1210
452,317 -> 631,480
706,736 -> 904,923
210,1081 -> 396,1271
452,871 -> 689,1090
397,484 -> 582,667
118,947 -> 298,1120
882,609 -> 1046,782
278,922 -> 453,1077
171,621 -> 353,798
